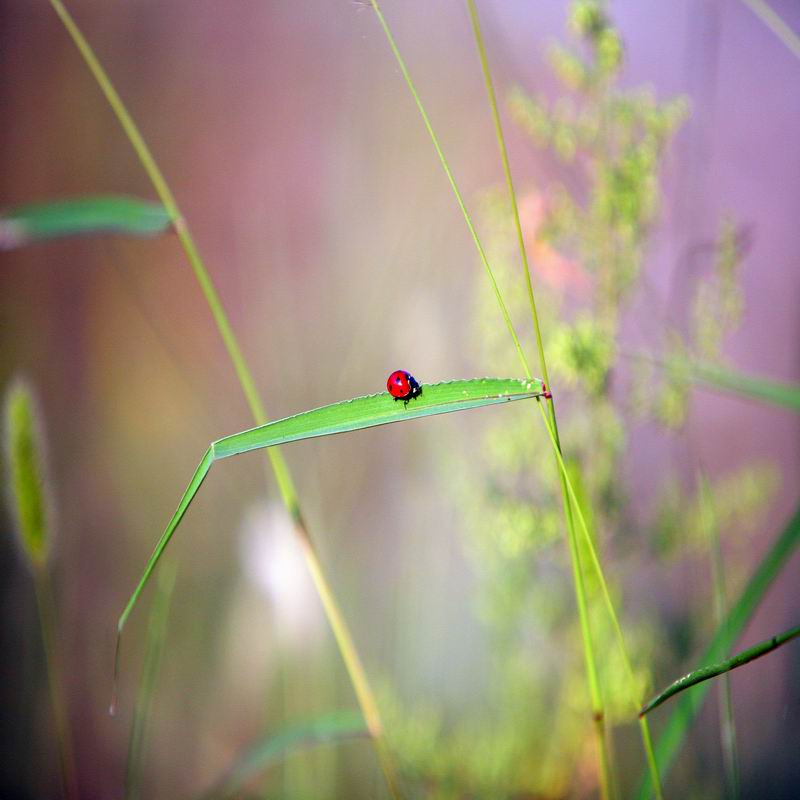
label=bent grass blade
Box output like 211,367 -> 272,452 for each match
115,378 -> 545,665
640,623 -> 800,717
636,501 -> 800,798
0,196 -> 171,249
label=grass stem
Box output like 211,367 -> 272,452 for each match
367,0 -> 619,792
46,2 -> 398,794
535,401 -> 663,798
464,0 -> 550,391
368,0 -> 531,380
465,1 -> 640,794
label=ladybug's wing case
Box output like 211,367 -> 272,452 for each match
387,369 -> 422,401
387,370 -> 410,398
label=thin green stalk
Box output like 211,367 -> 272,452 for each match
367,0 -> 530,380
465,2 -> 655,795
46,3 -> 398,795
640,624 -> 800,716
536,401 -> 663,797
637,501 -> 800,797
44,0 -> 282,492
699,475 -> 739,798
368,1 -> 613,793
535,399 -> 639,702
562,484 -> 613,800
33,566 -> 78,800
465,0 -> 549,391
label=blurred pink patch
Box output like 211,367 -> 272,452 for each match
520,192 -> 591,296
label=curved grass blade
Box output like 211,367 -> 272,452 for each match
0,196 -> 171,249
115,377 -> 544,667
199,710 -> 368,799
640,623 -> 800,717
212,377 -> 544,458
636,501 -> 800,798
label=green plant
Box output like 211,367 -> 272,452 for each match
3,379 -> 77,800
4,1 -> 794,797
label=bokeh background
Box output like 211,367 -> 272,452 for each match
1,1 -> 799,798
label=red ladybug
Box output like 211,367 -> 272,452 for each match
387,370 -> 422,406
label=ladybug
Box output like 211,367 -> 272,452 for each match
387,370 -> 422,407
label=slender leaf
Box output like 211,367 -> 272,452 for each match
117,377 -> 545,643
200,711 -> 368,799
0,196 -> 171,249
212,377 -> 544,458
640,623 -> 800,717
678,360 -> 800,412
636,502 -> 800,798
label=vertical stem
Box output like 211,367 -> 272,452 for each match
368,0 -> 531,380
465,1 -> 622,793
294,521 -> 401,798
367,0 -> 620,792
464,0 -> 550,390
33,567 -> 78,800
562,493 -> 613,799
46,2 -> 398,795
537,402 -> 664,799
466,2 -> 665,795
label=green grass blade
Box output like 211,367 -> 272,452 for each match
636,502 -> 800,798
640,623 -> 800,717
213,378 -> 544,459
0,196 -> 171,249
46,3 -> 398,792
116,378 -> 544,655
686,361 -> 800,412
200,711 -> 368,799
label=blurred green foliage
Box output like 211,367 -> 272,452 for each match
383,2 -> 776,795
3,378 -> 52,570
